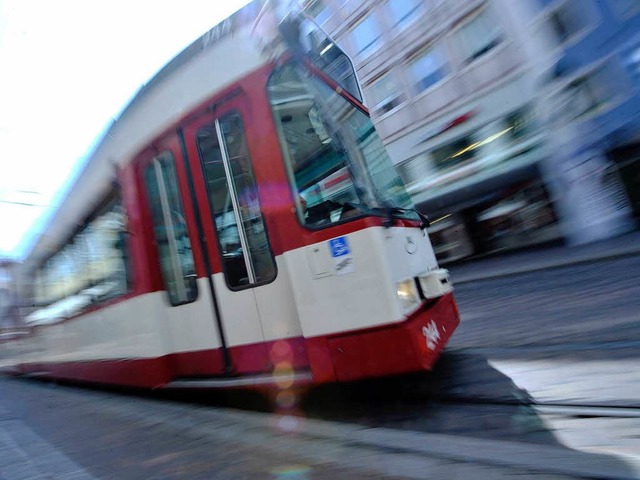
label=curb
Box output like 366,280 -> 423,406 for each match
450,245 -> 640,284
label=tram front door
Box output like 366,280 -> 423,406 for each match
181,92 -> 308,377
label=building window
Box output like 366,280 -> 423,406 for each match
366,74 -> 403,114
553,58 -> 629,123
455,9 -> 502,64
388,0 -> 422,29
506,106 -> 536,141
339,0 -> 360,17
350,14 -> 382,56
547,0 -> 597,45
530,0 -> 549,14
627,44 -> 640,85
306,0 -> 332,25
409,45 -> 448,93
396,154 -> 433,186
562,76 -> 606,120
432,136 -> 477,171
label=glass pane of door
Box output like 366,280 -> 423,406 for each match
197,112 -> 276,288
143,151 -> 198,305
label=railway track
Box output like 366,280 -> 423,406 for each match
448,339 -> 640,354
424,393 -> 640,417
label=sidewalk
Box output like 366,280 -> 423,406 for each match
447,230 -> 640,284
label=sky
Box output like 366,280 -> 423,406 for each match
0,0 -> 253,260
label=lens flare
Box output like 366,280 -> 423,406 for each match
273,361 -> 295,389
270,464 -> 311,478
276,390 -> 297,409
277,415 -> 299,433
270,340 -> 293,363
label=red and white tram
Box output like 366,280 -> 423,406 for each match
1,1 -> 459,389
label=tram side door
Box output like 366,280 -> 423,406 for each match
137,135 -> 228,377
181,98 -> 275,375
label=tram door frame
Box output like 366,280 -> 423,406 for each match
136,135 -> 228,378
180,92 -> 280,376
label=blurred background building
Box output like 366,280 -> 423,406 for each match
304,0 -> 640,263
0,259 -> 21,331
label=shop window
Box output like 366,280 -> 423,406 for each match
432,136 -> 476,171
409,45 -> 448,93
506,107 -> 536,141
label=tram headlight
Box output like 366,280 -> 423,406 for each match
396,279 -> 420,313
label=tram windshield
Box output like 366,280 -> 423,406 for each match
267,62 -> 417,227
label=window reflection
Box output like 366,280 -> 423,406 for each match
197,112 -> 276,288
29,195 -> 130,324
144,152 -> 198,305
267,63 -> 416,228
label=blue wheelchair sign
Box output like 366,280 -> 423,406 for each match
329,236 -> 350,257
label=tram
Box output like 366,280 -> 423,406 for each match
1,1 -> 459,389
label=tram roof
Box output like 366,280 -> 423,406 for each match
23,0 -> 284,267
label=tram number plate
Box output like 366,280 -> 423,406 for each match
422,320 -> 441,350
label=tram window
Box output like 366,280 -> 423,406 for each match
84,202 -> 130,301
267,64 -> 363,227
268,63 -> 415,228
197,112 -> 276,289
143,152 -> 198,305
28,195 -> 130,324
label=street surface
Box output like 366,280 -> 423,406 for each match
441,254 -> 640,457
0,378 -> 410,480
450,255 -> 640,350
1,254 -> 639,478
1,376 -> 637,480
298,254 -> 640,464
446,255 -> 640,407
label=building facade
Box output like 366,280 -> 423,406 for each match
535,0 -> 640,240
305,0 -> 638,262
0,260 -> 21,331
